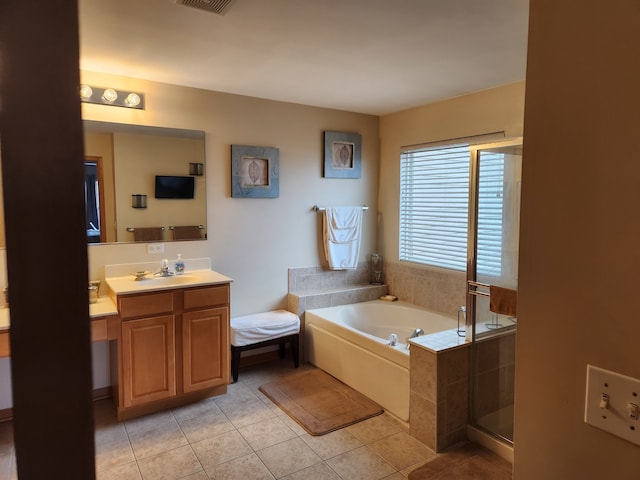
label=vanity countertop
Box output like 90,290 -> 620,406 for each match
0,308 -> 8,332
90,296 -> 119,317
0,296 -> 117,333
105,269 -> 233,296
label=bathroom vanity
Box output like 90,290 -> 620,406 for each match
105,263 -> 233,420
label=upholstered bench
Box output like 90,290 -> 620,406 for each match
230,310 -> 300,382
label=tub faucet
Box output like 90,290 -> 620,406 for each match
408,328 -> 424,339
406,328 -> 425,349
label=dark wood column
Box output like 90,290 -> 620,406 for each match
0,1 -> 96,478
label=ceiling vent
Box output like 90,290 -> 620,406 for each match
174,0 -> 236,15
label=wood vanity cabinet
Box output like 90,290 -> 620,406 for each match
114,283 -> 230,420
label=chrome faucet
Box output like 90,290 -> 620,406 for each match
157,258 -> 174,277
408,328 -> 425,339
406,328 -> 425,349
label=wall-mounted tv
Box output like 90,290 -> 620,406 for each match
155,175 -> 195,199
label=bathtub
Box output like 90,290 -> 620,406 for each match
305,299 -> 457,422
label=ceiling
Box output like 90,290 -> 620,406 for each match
78,0 -> 530,116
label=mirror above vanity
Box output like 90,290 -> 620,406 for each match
83,120 -> 207,245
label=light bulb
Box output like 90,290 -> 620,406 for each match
125,93 -> 141,107
101,88 -> 118,103
79,84 -> 93,100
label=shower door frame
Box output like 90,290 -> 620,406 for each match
465,137 -> 522,445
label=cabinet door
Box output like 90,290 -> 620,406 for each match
122,315 -> 176,407
182,307 -> 229,393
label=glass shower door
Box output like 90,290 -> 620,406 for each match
466,138 -> 522,444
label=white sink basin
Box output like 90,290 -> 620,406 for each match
148,275 -> 198,285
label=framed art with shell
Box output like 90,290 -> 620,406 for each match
323,131 -> 362,179
231,144 -> 279,198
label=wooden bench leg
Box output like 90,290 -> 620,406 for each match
292,334 -> 300,368
231,346 -> 241,383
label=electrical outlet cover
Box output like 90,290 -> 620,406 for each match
584,364 -> 640,446
147,243 -> 165,254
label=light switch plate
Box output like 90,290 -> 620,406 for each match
584,364 -> 640,446
147,243 -> 164,254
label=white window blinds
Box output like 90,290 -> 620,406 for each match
400,144 -> 470,271
399,139 -> 505,275
476,151 -> 505,277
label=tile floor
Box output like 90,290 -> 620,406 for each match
0,362 -> 441,479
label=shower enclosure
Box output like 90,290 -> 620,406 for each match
466,138 -> 522,445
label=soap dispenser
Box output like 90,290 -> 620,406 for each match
175,254 -> 185,275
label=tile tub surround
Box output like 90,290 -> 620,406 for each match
287,264 -> 389,362
288,264 -> 370,293
409,343 -> 471,452
385,261 -> 467,318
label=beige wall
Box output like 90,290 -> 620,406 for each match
81,70 -> 380,316
514,1 -> 640,478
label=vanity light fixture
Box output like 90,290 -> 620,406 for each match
131,194 -> 147,209
79,84 -> 145,110
189,162 -> 204,176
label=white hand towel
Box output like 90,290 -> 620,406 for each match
323,206 -> 363,270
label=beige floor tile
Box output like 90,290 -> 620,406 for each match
206,452 -> 275,480
96,460 -> 142,480
179,472 -> 209,480
191,429 -> 253,470
277,412 -> 308,436
346,414 -> 405,444
177,410 -> 235,444
219,398 -> 277,428
238,417 -> 297,451
382,473 -> 406,479
300,429 -> 362,460
325,445 -> 396,480
280,462 -> 341,480
94,435 -> 136,471
137,445 -> 203,480
124,410 -> 177,437
95,422 -> 129,448
0,451 -> 13,480
368,432 -> 435,470
214,383 -> 260,411
128,421 -> 188,460
256,437 -> 322,478
172,398 -> 222,422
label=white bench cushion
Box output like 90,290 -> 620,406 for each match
230,310 -> 300,347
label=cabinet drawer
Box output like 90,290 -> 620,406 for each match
0,331 -> 9,357
91,318 -> 108,342
119,292 -> 174,319
184,284 -> 229,310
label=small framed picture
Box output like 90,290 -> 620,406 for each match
231,145 -> 279,198
323,131 -> 362,179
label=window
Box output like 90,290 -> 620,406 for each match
399,138 -> 505,276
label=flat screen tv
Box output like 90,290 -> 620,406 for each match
155,175 -> 195,199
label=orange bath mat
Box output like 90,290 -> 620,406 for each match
259,369 -> 383,436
